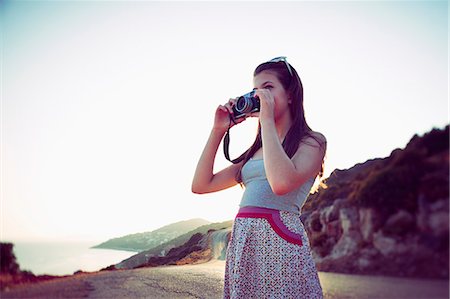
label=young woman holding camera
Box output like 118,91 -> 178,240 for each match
192,57 -> 326,298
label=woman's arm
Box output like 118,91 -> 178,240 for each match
255,88 -> 326,195
261,121 -> 326,195
191,102 -> 245,194
191,127 -> 242,194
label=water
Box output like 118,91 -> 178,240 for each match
11,241 -> 137,276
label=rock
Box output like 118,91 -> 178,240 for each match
360,247 -> 379,259
319,206 -> 332,227
429,199 -> 449,212
416,194 -> 429,233
310,232 -> 336,258
320,199 -> 343,223
312,206 -> 362,260
373,230 -> 397,256
175,248 -> 212,265
325,220 -> 341,238
311,250 -> 322,262
339,207 -> 359,233
417,198 -> 449,237
428,211 -> 449,237
428,199 -> 449,239
359,208 -> 382,242
357,256 -> 371,270
384,209 -> 415,235
308,211 -> 323,233
328,230 -> 361,259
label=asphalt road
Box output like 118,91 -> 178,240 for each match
2,260 -> 448,299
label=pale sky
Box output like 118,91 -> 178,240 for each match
1,1 -> 448,243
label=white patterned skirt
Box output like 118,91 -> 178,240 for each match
223,206 -> 323,299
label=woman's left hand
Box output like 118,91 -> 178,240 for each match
253,88 -> 275,123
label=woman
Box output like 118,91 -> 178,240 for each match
192,57 -> 326,298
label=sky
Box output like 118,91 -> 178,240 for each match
1,0 -> 448,243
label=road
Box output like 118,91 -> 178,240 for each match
2,260 -> 448,298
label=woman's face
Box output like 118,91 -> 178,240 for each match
253,70 -> 291,121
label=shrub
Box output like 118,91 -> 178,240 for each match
354,165 -> 419,216
0,243 -> 20,275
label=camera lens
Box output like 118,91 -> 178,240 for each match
235,97 -> 250,113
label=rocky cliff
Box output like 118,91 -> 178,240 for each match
300,125 -> 449,279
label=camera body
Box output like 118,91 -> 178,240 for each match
232,91 -> 260,119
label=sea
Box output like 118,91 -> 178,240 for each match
10,241 -> 137,276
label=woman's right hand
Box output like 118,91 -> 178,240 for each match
213,98 -> 246,132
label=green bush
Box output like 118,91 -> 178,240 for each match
354,164 -> 419,215
410,126 -> 449,156
0,243 -> 20,275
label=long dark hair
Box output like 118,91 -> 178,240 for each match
233,60 -> 326,183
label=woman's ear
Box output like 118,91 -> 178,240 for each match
287,92 -> 293,104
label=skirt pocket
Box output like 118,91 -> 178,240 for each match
223,207 -> 324,299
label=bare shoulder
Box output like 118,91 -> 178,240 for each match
292,131 -> 327,167
301,131 -> 327,148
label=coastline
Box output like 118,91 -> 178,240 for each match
9,241 -> 137,276
90,245 -> 140,253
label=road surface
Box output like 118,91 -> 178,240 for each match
2,260 -> 448,298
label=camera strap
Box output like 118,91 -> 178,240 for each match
223,115 -> 237,163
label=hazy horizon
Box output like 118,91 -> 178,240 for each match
0,125 -> 447,245
1,1 -> 447,243
2,123 -> 447,244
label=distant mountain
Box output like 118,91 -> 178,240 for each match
92,218 -> 211,252
114,220 -> 233,269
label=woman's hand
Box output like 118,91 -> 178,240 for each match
193,98 -> 247,195
213,98 -> 246,132
254,89 -> 275,123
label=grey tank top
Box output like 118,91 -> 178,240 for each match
239,158 -> 315,214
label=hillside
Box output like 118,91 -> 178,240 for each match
92,218 -> 211,252
114,220 -> 233,270
302,125 -> 449,217
300,125 -> 449,278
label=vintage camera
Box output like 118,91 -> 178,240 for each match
232,91 -> 260,119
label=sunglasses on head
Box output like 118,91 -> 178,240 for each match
267,56 -> 293,77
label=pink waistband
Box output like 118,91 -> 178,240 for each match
236,206 -> 303,246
